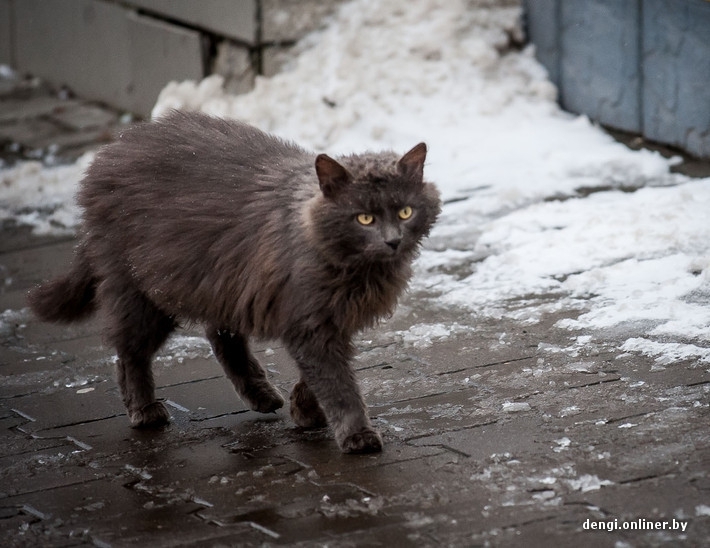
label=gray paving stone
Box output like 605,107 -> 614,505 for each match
49,103 -> 118,131
0,76 -> 123,165
28,126 -> 114,156
0,96 -> 79,123
0,118 -> 61,147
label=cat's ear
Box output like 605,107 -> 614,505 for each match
397,142 -> 427,182
315,154 -> 351,199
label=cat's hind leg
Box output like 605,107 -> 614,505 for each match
290,379 -> 327,428
206,327 -> 284,413
102,280 -> 176,428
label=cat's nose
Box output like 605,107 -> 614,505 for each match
385,238 -> 401,251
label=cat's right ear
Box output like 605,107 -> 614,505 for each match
315,154 -> 351,199
397,142 -> 427,182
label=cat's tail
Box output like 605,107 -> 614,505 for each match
27,246 -> 98,323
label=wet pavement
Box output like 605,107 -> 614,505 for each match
0,70 -> 129,168
1,73 -> 710,547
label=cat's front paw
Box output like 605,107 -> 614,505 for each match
129,401 -> 171,428
340,428 -> 383,454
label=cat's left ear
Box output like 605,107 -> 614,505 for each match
315,154 -> 352,199
397,142 -> 427,182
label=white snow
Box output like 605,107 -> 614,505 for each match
2,0 -> 708,365
501,401 -> 531,413
620,338 -> 710,365
392,322 -> 465,348
566,474 -> 613,493
0,154 -> 92,234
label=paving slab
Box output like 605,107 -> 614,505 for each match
0,72 -> 127,167
49,103 -> 119,132
0,97 -> 80,124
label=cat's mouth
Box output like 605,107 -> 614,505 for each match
369,243 -> 406,262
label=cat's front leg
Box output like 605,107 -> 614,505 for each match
286,332 -> 382,454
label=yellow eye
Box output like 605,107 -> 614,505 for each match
357,213 -> 374,225
398,206 -> 413,220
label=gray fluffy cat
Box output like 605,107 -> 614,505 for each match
28,110 -> 441,454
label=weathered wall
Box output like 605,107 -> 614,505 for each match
0,0 -> 10,66
641,0 -> 710,158
0,0 -> 347,117
525,0 -> 710,158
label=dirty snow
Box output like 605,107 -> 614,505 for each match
2,0 -> 709,366
0,153 -> 92,234
501,401 -> 531,413
566,474 -> 614,493
389,322 -> 467,349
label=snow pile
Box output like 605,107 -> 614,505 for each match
2,0 -> 709,364
152,0 -> 673,210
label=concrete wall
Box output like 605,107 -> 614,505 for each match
0,0 -> 11,66
0,0 -> 346,118
642,0 -> 710,158
12,0 -> 206,117
122,0 -> 257,43
525,0 -> 710,158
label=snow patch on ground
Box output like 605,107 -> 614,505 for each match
155,335 -> 214,364
566,474 -> 614,493
391,322 -> 469,349
0,154 -> 92,234
423,181 -> 710,345
0,308 -> 30,339
620,338 -> 710,366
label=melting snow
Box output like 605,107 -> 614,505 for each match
501,402 -> 531,413
567,474 -> 614,493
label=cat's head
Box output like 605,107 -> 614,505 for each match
308,143 -> 441,267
